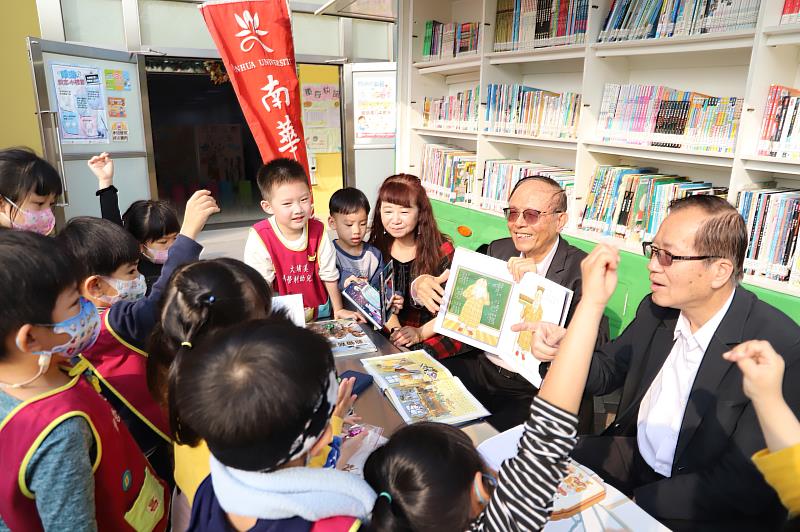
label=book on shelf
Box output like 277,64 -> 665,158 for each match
485,83 -> 581,139
360,350 -> 489,425
494,0 -> 588,51
599,0 -> 760,42
307,318 -> 378,357
758,85 -> 800,160
434,248 -> 574,387
579,165 -> 728,242
597,83 -> 743,154
480,159 -> 574,213
736,185 -> 800,284
420,144 -> 477,204
781,0 -> 800,24
422,86 -> 480,131
420,20 -> 480,62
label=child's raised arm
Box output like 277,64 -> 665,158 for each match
87,152 -> 122,226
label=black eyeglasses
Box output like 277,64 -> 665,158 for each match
502,207 -> 563,225
642,242 -> 721,267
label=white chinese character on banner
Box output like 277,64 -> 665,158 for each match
299,275 -> 306,283
294,275 -> 300,283
235,10 -> 272,53
276,114 -> 301,158
285,275 -> 292,285
289,265 -> 295,274
304,265 -> 309,273
260,75 -> 290,112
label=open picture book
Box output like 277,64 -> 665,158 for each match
307,318 -> 378,357
342,261 -> 396,329
360,350 -> 489,425
433,247 -> 574,387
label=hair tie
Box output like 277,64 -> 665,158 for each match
378,491 -> 392,504
181,341 -> 193,348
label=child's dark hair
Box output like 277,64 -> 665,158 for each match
56,217 -> 140,277
171,318 -> 335,472
364,422 -> 486,531
147,258 -> 273,410
0,229 -> 79,360
256,158 -> 308,200
0,147 -> 63,206
122,200 -> 180,244
329,187 -> 371,216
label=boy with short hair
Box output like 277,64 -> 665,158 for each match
243,158 -> 361,322
328,187 -> 384,291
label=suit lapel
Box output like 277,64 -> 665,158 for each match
544,237 -> 568,284
672,288 -> 751,463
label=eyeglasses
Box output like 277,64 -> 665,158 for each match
502,207 -> 563,225
642,242 -> 721,267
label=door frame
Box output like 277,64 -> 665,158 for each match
26,37 -> 159,215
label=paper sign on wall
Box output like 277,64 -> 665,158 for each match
52,64 -> 109,144
107,97 -> 127,118
104,69 -> 131,91
111,121 -> 129,142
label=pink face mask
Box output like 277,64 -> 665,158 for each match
3,196 -> 56,235
144,246 -> 169,265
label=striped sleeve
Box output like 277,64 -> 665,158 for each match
470,396 -> 579,532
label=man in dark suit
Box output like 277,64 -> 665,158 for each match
411,176 -> 609,432
539,195 -> 800,531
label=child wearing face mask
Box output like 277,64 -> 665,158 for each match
0,230 -> 169,531
55,190 -> 219,487
0,148 -> 62,235
88,152 -> 181,293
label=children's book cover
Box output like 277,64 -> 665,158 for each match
434,248 -> 573,387
361,350 -> 489,425
343,280 -> 384,329
307,318 -> 377,357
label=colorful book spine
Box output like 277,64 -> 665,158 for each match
757,85 -> 800,160
420,144 -> 478,204
420,20 -> 480,61
492,0 -> 588,51
485,83 -> 581,139
480,160 -> 574,213
422,86 -> 480,131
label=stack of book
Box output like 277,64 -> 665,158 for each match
757,85 -> 800,160
479,159 -> 575,213
781,0 -> 800,24
597,84 -> 743,153
736,186 -> 800,286
493,0 -> 589,51
420,144 -> 477,204
422,87 -> 480,131
599,0 -> 760,42
485,84 -> 581,139
421,20 -> 481,62
579,166 -> 728,242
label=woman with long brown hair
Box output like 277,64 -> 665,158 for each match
368,173 -> 463,358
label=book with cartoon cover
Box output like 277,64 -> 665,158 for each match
307,318 -> 378,357
360,350 -> 489,425
433,247 -> 574,387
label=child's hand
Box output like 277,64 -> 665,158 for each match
87,152 -> 114,189
343,275 -> 362,288
390,294 -> 404,314
180,190 -> 220,241
510,321 -> 566,361
580,244 -> 619,310
335,308 -> 366,323
390,326 -> 422,347
333,377 -> 358,420
724,340 -> 786,405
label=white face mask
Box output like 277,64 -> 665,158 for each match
99,274 -> 147,305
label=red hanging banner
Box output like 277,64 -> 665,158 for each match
199,0 -> 309,176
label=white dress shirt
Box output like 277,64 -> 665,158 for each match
637,290 -> 735,477
485,237 -> 561,372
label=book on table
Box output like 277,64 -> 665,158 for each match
307,318 -> 378,357
433,247 -> 574,387
360,350 -> 489,425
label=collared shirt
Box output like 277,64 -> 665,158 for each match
637,290 -> 736,477
486,237 -> 561,372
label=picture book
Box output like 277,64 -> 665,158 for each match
433,248 -> 574,387
361,350 -> 489,425
380,260 -> 395,325
272,294 -> 305,326
343,280 -> 384,329
307,318 -> 378,357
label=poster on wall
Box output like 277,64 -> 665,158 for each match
301,82 -> 342,153
52,64 -> 109,144
104,69 -> 131,91
353,71 -> 396,144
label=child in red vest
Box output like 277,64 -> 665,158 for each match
0,230 -> 169,531
55,190 -> 219,487
243,158 -> 362,323
176,318 -> 376,532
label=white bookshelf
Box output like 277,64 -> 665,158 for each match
397,0 -> 800,297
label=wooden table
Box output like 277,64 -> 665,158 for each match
333,325 -> 499,445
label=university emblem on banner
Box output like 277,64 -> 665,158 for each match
234,10 -> 272,52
